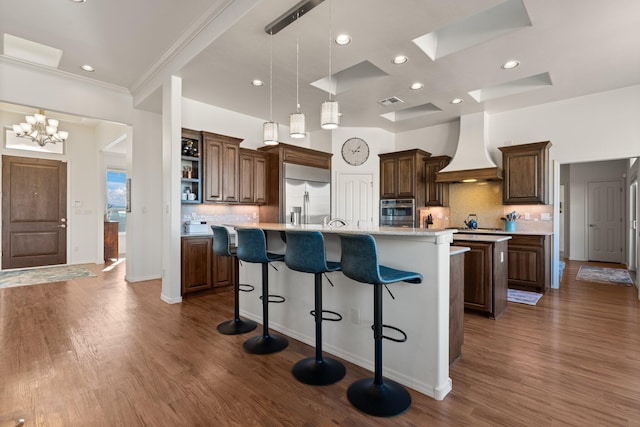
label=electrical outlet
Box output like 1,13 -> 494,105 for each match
524,212 -> 531,220
350,307 -> 361,325
541,213 -> 552,221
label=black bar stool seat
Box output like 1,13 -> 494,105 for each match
339,233 -> 422,417
236,228 -> 288,354
284,230 -> 346,386
211,225 -> 257,335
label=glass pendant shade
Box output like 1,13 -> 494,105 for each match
263,121 -> 279,145
289,112 -> 305,138
321,100 -> 340,129
11,109 -> 69,146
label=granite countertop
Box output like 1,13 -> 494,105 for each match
450,245 -> 471,255
453,228 -> 553,236
230,222 -> 457,237
452,233 -> 512,243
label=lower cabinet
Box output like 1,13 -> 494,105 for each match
457,239 -> 509,319
507,234 -> 551,293
449,248 -> 467,365
181,236 -> 237,295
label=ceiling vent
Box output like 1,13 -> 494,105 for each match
378,96 -> 404,107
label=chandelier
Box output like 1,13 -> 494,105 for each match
12,109 -> 69,146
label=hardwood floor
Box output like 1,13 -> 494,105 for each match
1,259 -> 639,426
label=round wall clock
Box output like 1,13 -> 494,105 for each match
341,137 -> 370,166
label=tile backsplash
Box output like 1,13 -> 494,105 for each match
444,181 -> 553,232
181,204 -> 259,226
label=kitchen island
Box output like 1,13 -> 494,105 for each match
231,223 -> 455,400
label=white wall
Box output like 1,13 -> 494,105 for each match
395,121 -> 459,158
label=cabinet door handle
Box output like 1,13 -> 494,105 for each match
58,224 -> 66,228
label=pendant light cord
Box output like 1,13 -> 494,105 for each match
269,30 -> 273,121
296,11 -> 300,113
328,0 -> 333,101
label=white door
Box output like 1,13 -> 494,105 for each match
587,180 -> 623,263
336,173 -> 374,226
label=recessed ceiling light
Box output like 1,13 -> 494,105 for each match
410,82 -> 424,90
501,60 -> 520,70
70,0 -> 86,3
251,79 -> 264,87
392,55 -> 408,65
335,34 -> 351,45
450,98 -> 463,104
81,64 -> 94,72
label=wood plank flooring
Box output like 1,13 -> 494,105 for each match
1,260 -> 639,426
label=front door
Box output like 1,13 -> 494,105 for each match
2,155 -> 67,269
587,180 -> 623,263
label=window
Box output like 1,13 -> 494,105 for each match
106,169 -> 127,232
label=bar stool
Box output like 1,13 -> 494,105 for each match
236,228 -> 289,354
210,225 -> 257,335
284,230 -> 346,385
338,233 -> 422,417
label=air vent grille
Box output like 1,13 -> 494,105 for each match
378,96 -> 404,106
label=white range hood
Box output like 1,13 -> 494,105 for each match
436,112 -> 502,183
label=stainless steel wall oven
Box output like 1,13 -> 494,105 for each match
380,198 -> 415,227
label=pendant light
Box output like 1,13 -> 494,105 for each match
321,0 -> 339,130
263,30 -> 279,145
289,12 -> 305,139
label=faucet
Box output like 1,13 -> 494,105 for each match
327,218 -> 348,228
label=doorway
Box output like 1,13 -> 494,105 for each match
587,180 -> 623,263
2,155 -> 67,269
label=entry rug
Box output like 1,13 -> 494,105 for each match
576,266 -> 633,286
508,289 -> 543,306
0,265 -> 97,289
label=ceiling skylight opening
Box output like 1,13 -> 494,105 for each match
81,64 -> 95,72
410,82 -> 424,90
450,98 -> 463,104
501,60 -> 520,70
251,79 -> 264,87
335,34 -> 351,45
392,55 -> 408,65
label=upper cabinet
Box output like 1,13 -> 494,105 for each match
424,155 -> 451,207
239,148 -> 267,205
499,141 -> 552,205
379,149 -> 431,204
181,128 -> 202,204
203,131 -> 242,204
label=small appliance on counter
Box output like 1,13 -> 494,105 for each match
184,221 -> 209,234
464,214 -> 478,229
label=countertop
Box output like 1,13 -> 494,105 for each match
229,222 -> 457,237
450,245 -> 471,255
452,228 -> 553,236
452,233 -> 512,243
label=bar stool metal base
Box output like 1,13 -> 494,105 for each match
292,357 -> 346,385
347,377 -> 412,417
243,333 -> 289,354
217,318 -> 257,335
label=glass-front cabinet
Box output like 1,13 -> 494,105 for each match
181,128 -> 202,204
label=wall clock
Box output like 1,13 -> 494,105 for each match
341,137 -> 370,166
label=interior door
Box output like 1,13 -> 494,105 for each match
587,180 -> 623,263
2,155 -> 67,269
336,173 -> 374,226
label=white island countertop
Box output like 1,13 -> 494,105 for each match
230,221 -> 455,401
452,233 -> 512,243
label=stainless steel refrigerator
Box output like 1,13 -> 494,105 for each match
283,163 -> 331,224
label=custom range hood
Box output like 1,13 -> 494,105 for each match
435,112 -> 502,183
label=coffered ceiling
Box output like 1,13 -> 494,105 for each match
2,0 -> 640,133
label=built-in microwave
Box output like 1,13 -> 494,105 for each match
380,198 -> 415,227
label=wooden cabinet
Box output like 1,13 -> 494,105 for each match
181,128 -> 202,204
181,236 -> 213,294
449,247 -> 468,365
507,234 -> 551,293
379,149 -> 431,205
181,236 -> 238,295
239,148 -> 267,205
455,238 -> 509,319
104,221 -> 119,261
258,143 -> 332,223
424,155 -> 451,207
499,141 -> 552,205
203,132 -> 242,203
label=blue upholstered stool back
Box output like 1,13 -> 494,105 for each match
236,228 -> 270,264
339,234 -> 423,285
284,231 -> 339,274
210,225 -> 233,257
